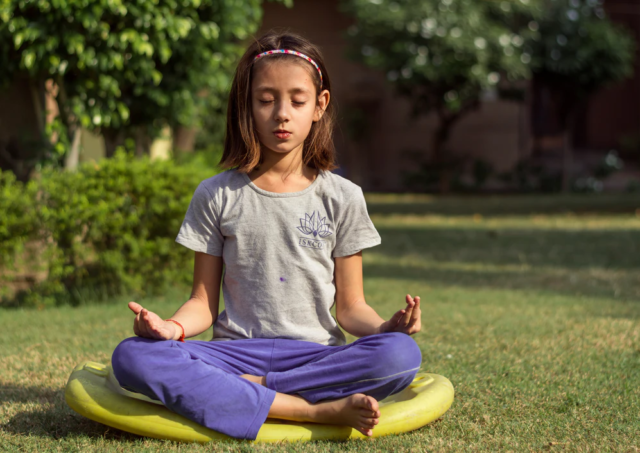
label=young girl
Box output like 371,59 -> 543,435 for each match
111,30 -> 422,441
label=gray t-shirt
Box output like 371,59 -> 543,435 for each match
175,168 -> 381,346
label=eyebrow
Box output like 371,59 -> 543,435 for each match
254,86 -> 311,94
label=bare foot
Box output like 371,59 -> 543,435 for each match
240,374 -> 266,386
310,393 -> 380,436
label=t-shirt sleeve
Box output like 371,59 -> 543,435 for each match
332,187 -> 381,258
175,182 -> 224,257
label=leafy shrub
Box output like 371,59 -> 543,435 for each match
0,171 -> 39,268
2,151 -> 222,308
0,172 -> 41,301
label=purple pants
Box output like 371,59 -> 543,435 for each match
111,332 -> 422,440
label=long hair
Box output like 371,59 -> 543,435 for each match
219,29 -> 338,173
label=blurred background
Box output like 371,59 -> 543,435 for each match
1,0 -> 638,193
0,0 -> 638,307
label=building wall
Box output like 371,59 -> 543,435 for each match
259,0 -> 529,191
585,0 -> 640,150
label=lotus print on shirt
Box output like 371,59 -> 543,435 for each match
297,211 -> 332,250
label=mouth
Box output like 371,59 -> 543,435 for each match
273,130 -> 292,140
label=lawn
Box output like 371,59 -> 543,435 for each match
1,195 -> 639,452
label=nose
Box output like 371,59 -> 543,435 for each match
273,99 -> 291,124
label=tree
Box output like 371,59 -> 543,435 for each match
0,0 -> 289,172
526,0 -> 636,192
340,0 -> 537,193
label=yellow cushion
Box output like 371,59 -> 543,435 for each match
65,361 -> 454,443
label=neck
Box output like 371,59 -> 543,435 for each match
254,143 -> 314,179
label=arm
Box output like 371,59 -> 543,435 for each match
334,252 -> 385,337
334,251 -> 421,337
129,251 -> 223,340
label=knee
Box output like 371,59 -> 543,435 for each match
367,332 -> 422,376
111,337 -> 160,387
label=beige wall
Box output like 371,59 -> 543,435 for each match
260,0 -> 531,191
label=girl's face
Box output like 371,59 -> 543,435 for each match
251,59 -> 330,159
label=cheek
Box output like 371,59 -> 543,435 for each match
252,106 -> 271,130
302,104 -> 319,124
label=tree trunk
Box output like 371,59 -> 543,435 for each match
103,129 -> 125,158
432,99 -> 480,194
561,109 -> 577,193
433,118 -> 452,194
134,126 -> 151,157
64,128 -> 82,170
29,80 -> 46,136
173,125 -> 198,153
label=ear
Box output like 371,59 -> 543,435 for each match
313,89 -> 330,122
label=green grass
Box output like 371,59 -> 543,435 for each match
2,195 -> 640,452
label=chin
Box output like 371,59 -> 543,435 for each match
265,143 -> 303,155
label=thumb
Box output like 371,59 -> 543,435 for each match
128,301 -> 143,314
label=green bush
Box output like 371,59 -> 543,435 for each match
0,172 -> 39,268
0,172 -> 41,301
1,151 -> 222,308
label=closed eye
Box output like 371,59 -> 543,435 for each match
258,100 -> 307,106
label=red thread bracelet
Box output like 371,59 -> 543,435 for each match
165,319 -> 185,342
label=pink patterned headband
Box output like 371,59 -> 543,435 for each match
253,49 -> 323,87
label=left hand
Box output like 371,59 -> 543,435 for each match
378,294 -> 421,335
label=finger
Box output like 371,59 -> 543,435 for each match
401,302 -> 415,327
137,312 -> 152,338
129,301 -> 143,314
410,297 -> 421,323
132,317 -> 141,337
133,312 -> 145,337
403,294 -> 417,323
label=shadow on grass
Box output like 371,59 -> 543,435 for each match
1,385 -> 141,442
0,385 -> 60,405
362,226 -> 640,302
366,195 -> 640,217
374,227 -> 640,270
363,262 -> 639,302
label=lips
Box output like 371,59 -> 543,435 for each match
274,130 -> 292,139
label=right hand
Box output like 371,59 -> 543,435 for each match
128,301 -> 177,341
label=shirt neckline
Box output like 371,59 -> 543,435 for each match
240,169 -> 324,198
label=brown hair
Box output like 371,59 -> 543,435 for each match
219,29 -> 338,173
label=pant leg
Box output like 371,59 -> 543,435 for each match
111,337 -> 277,440
266,332 -> 422,403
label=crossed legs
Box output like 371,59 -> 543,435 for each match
111,332 -> 422,439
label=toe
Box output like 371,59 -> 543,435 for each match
355,394 -> 373,410
362,419 -> 376,428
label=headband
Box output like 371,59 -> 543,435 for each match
253,49 -> 323,87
